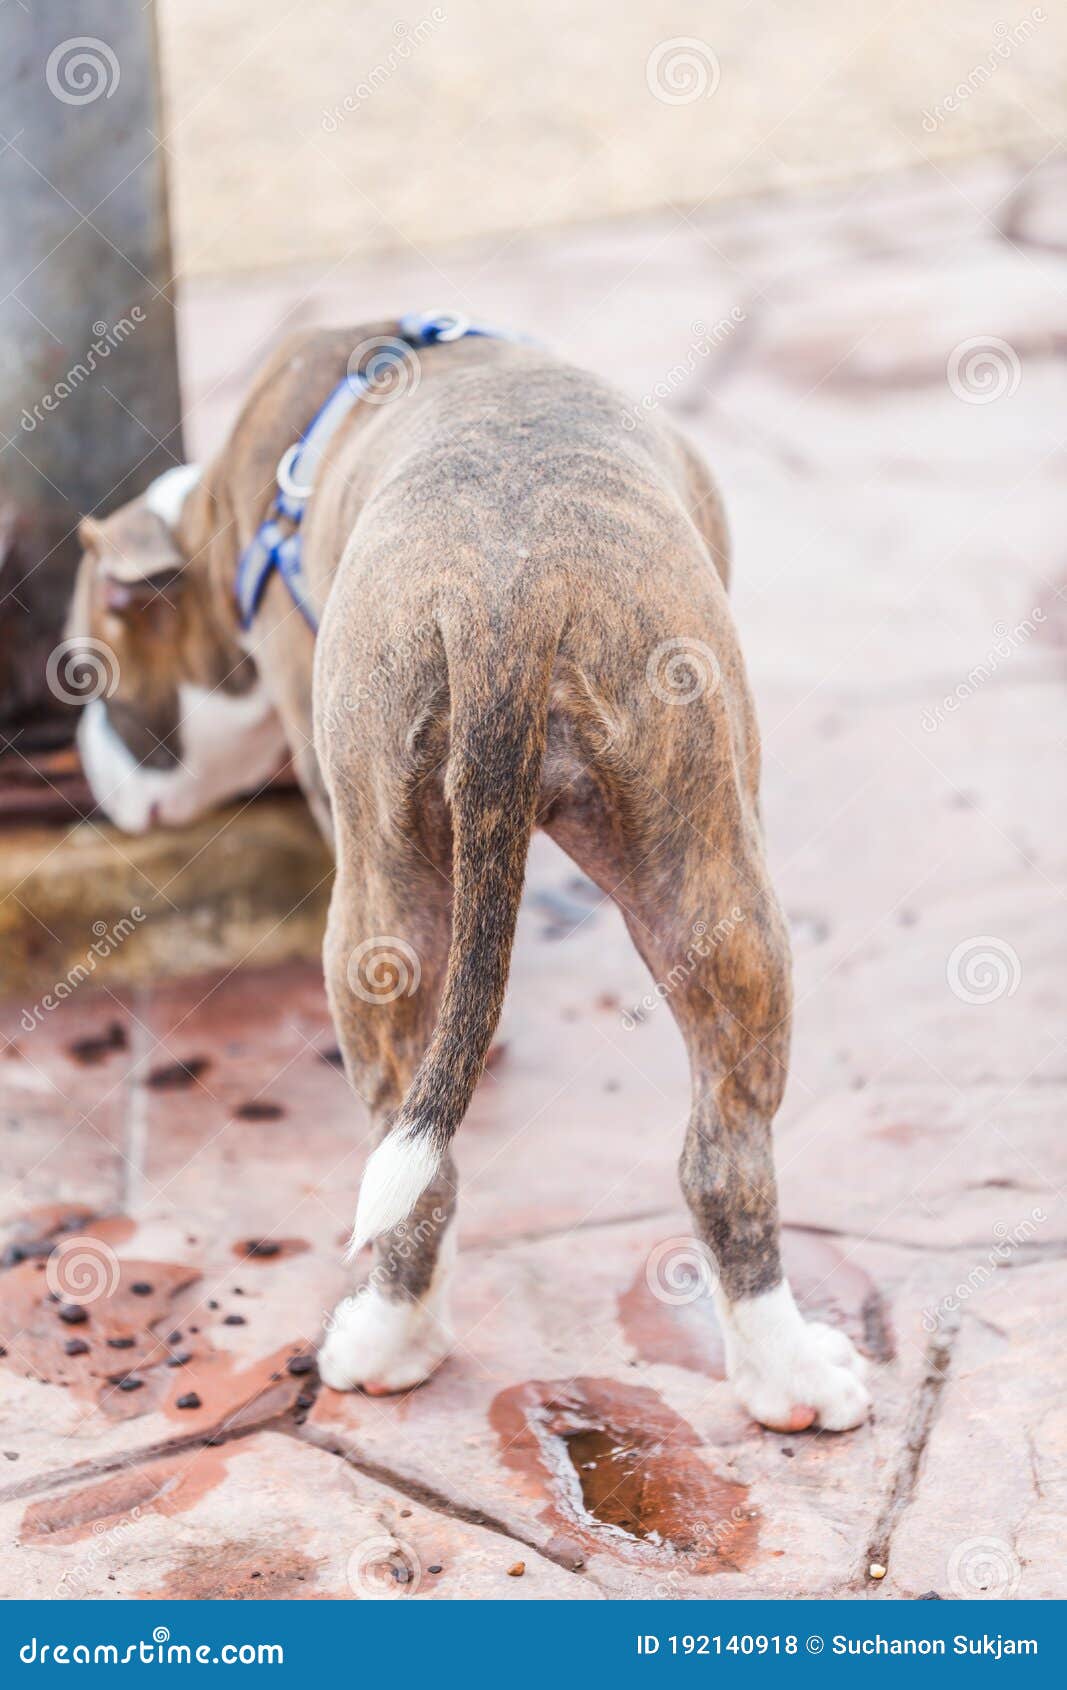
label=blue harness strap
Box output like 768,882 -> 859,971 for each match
235,311 -> 524,634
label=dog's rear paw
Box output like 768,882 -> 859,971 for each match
318,1285 -> 451,1394
719,1283 -> 872,1433
732,1319 -> 871,1431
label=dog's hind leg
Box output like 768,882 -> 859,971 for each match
664,883 -> 870,1433
317,828 -> 458,1394
546,753 -> 870,1433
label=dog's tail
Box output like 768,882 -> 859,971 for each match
346,603 -> 559,1257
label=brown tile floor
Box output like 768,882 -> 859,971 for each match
1,159 -> 1064,1599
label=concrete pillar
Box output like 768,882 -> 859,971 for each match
0,0 -> 183,743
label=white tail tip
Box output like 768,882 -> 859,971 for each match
345,1126 -> 442,1260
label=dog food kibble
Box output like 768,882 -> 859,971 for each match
175,1392 -> 202,1410
57,1304 -> 88,1326
223,1313 -> 246,1326
130,1282 -> 153,1296
286,1354 -> 315,1376
507,1561 -> 526,1577
63,1338 -> 90,1357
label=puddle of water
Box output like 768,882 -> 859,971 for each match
563,1424 -> 675,1543
491,1377 -> 758,1571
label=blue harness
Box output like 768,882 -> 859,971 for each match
235,310 -> 520,633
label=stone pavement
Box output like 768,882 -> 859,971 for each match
1,159 -> 1065,1599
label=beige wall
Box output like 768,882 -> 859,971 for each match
159,0 -> 1063,275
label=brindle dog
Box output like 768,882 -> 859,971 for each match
67,322 -> 870,1431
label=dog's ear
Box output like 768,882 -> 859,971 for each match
80,506 -> 186,617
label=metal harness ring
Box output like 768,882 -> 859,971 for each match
276,442 -> 315,503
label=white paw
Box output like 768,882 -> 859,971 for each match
318,1282 -> 452,1395
718,1281 -> 871,1433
